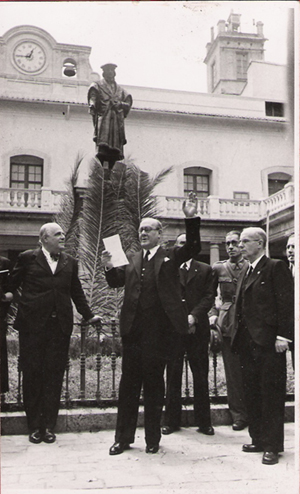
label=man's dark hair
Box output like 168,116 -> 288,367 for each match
226,230 -> 240,238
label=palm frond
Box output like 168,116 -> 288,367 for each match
54,154 -> 83,258
54,155 -> 173,322
78,157 -> 105,311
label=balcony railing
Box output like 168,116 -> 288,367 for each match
0,182 -> 294,220
0,188 -> 65,212
155,182 -> 294,221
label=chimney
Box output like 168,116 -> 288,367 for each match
217,20 -> 226,34
256,21 -> 264,37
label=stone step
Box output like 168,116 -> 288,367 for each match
1,402 -> 294,435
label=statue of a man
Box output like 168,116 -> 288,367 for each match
88,63 -> 133,169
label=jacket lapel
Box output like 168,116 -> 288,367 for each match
132,251 -> 143,277
186,260 -> 197,284
35,249 -> 69,275
35,248 -> 52,274
55,252 -> 70,275
244,255 -> 267,291
154,247 -> 166,279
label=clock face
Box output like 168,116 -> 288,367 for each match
13,41 -> 46,73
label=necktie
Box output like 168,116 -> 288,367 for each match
50,253 -> 59,262
181,263 -> 189,283
144,250 -> 150,262
245,265 -> 253,280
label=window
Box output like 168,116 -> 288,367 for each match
184,167 -> 210,198
268,172 -> 291,196
233,192 -> 249,200
10,155 -> 43,207
236,52 -> 248,80
265,102 -> 284,117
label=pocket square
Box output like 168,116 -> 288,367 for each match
164,257 -> 170,262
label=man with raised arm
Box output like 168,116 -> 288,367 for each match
102,193 -> 201,455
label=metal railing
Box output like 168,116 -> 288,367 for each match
2,319 -> 230,411
2,319 -> 294,412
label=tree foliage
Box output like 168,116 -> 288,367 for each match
55,156 -> 172,330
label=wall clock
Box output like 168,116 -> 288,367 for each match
13,41 -> 46,73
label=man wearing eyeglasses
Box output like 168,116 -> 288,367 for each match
231,227 -> 294,465
209,231 -> 248,432
102,193 -> 201,455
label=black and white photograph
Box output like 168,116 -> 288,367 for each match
0,1 -> 298,493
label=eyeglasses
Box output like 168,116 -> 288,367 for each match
138,226 -> 159,234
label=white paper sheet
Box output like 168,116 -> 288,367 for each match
103,234 -> 129,268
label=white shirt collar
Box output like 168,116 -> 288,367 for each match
143,245 -> 160,260
180,259 -> 192,269
41,246 -> 58,273
41,245 -> 52,262
249,254 -> 265,271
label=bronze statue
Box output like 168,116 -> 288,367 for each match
88,64 -> 132,170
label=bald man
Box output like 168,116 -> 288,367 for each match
232,227 -> 294,465
9,223 -> 100,444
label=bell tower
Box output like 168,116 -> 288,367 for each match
204,12 -> 267,95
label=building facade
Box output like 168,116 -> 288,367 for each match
0,17 -> 294,265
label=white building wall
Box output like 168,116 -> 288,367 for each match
241,62 -> 287,100
0,96 -> 293,201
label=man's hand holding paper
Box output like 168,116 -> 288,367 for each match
102,235 -> 129,268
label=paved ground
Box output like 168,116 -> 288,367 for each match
1,423 -> 297,494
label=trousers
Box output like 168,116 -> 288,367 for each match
19,317 -> 70,431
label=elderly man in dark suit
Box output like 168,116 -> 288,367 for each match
9,223 -> 100,444
0,256 -> 13,395
232,227 -> 294,465
286,233 -> 295,368
102,193 -> 200,455
162,233 -> 215,436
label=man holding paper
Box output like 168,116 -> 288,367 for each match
102,192 -> 201,455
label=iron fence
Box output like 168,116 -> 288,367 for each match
1,320 -> 294,411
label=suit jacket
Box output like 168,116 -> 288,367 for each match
180,259 -> 215,337
0,256 -> 11,324
105,217 -> 201,336
9,248 -> 93,335
232,255 -> 294,349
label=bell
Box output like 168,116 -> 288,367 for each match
64,67 -> 76,77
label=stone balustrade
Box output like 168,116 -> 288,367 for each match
263,182 -> 294,215
0,188 -> 66,212
155,182 -> 294,221
0,182 -> 294,220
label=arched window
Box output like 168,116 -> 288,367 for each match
184,166 -> 211,198
268,172 -> 291,196
62,58 -> 77,78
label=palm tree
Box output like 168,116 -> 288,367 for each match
55,155 -> 172,331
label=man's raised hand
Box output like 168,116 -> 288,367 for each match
182,192 -> 198,218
